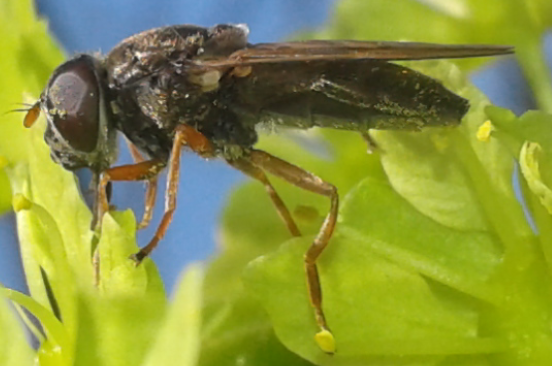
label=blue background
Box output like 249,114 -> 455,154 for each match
0,0 -> 535,293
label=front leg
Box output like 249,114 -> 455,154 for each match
93,158 -> 165,285
96,159 -> 166,230
126,139 -> 159,230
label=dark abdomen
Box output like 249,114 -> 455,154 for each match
226,59 -> 469,132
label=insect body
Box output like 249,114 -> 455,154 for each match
24,23 -> 512,353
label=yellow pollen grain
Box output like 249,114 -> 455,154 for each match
315,329 -> 336,355
477,120 -> 493,142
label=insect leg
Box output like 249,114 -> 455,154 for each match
247,149 -> 338,347
227,157 -> 301,237
96,159 -> 166,228
93,159 -> 165,284
126,139 -> 158,230
360,131 -> 379,154
131,124 -> 214,264
90,171 -> 110,230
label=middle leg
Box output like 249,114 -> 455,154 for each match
131,124 -> 215,263
227,157 -> 301,237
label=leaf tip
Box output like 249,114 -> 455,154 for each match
519,141 -> 552,214
12,193 -> 31,212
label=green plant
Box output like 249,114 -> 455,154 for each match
2,0 -> 552,365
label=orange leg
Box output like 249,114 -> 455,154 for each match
227,157 -> 301,237
244,149 -> 338,341
360,131 -> 379,154
130,124 -> 214,263
97,159 -> 166,226
97,125 -> 213,265
126,140 -> 158,230
93,158 -> 165,284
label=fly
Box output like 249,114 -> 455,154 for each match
22,23 -> 513,354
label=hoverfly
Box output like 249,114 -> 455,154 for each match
23,23 -> 512,353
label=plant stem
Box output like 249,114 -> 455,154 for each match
517,35 -> 552,113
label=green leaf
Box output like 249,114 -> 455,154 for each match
0,0 -> 65,216
99,210 -> 165,299
244,178 -> 504,365
0,0 -> 90,311
487,106 -> 552,165
486,107 -> 552,282
72,293 -> 166,366
9,192 -> 79,341
5,117 -> 96,343
1,287 -> 70,363
373,61 -> 521,233
519,142 -> 552,214
142,264 -> 203,366
330,0 -> 552,52
0,296 -> 35,365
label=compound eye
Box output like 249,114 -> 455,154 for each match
45,55 -> 101,153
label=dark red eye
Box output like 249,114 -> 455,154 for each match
45,55 -> 101,152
